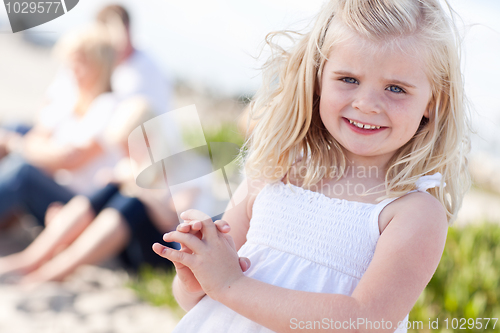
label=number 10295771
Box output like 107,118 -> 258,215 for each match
5,2 -> 62,14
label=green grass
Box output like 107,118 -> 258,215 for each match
127,265 -> 185,319
129,223 -> 500,330
182,121 -> 246,177
182,122 -> 245,152
409,222 -> 500,332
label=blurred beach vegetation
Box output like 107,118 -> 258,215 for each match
182,121 -> 246,177
128,265 -> 186,319
409,222 -> 500,332
182,121 -> 245,151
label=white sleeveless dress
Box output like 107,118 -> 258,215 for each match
172,173 -> 444,333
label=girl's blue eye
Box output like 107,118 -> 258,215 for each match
342,77 -> 358,84
387,85 -> 405,93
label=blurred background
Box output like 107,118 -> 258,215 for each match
0,0 -> 499,332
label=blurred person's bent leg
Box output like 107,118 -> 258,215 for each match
21,206 -> 131,284
0,196 -> 95,277
0,154 -> 74,227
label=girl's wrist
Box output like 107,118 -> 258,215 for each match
174,275 -> 205,299
212,274 -> 248,305
173,275 -> 206,312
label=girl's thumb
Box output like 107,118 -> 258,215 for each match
239,257 -> 251,272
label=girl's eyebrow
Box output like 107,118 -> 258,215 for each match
389,79 -> 416,89
333,70 -> 358,77
332,70 -> 416,89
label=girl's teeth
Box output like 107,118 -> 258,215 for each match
348,119 -> 380,130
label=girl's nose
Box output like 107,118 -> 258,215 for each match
351,88 -> 383,114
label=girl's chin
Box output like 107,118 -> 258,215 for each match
340,144 -> 382,158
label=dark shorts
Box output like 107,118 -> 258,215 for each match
0,155 -> 74,226
88,183 -> 179,270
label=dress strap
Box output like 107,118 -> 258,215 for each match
369,196 -> 399,243
414,172 -> 445,192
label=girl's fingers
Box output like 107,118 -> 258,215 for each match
214,220 -> 231,233
190,221 -> 203,232
152,242 -> 167,256
177,219 -> 229,238
180,209 -> 211,222
179,243 -> 193,254
219,231 -> 237,251
180,220 -> 219,233
176,223 -> 192,233
174,221 -> 202,234
163,231 -> 204,253
152,243 -> 194,266
198,216 -> 218,240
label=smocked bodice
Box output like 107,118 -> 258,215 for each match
247,181 -> 381,279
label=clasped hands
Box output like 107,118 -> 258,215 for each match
152,209 -> 251,301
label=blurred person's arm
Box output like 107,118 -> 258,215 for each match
20,125 -> 103,173
115,158 -> 194,233
141,187 -> 199,233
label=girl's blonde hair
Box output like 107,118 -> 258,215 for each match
54,24 -> 116,95
244,0 -> 471,224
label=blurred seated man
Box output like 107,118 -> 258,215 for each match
46,4 -> 172,116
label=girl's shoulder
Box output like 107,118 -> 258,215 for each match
379,190 -> 448,236
378,172 -> 448,234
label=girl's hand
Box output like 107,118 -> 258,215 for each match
157,217 -> 246,301
176,210 -> 251,272
152,210 -> 250,295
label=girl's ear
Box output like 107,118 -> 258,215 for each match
423,108 -> 430,118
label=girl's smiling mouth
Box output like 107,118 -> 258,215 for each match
343,117 -> 388,134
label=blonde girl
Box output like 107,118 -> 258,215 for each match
153,0 -> 470,332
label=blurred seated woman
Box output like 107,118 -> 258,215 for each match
0,24 -> 122,227
0,98 -> 216,284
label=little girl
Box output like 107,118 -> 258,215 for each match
153,0 -> 470,332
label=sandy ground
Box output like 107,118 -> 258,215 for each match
0,222 -> 179,333
0,34 -> 58,124
456,188 -> 500,226
1,32 -> 499,333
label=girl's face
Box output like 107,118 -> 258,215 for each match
318,34 -> 432,168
